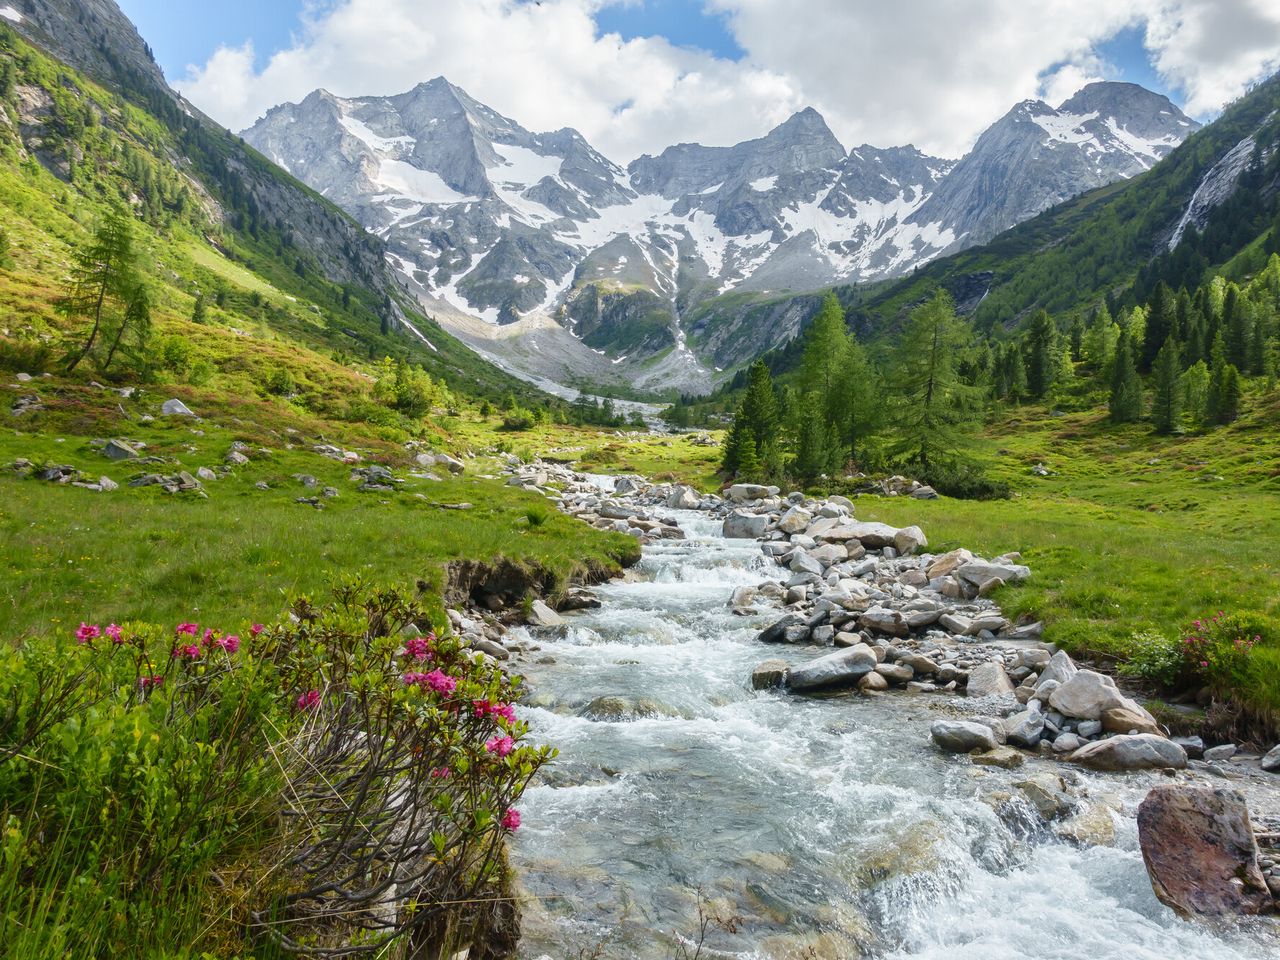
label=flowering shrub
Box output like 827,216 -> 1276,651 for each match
1181,612 -> 1261,690
0,581 -> 552,958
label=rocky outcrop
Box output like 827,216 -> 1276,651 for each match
1137,785 -> 1274,917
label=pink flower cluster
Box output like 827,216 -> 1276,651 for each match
473,699 -> 516,724
138,675 -> 163,690
403,669 -> 457,696
485,734 -> 515,757
202,628 -> 241,654
173,643 -> 201,660
402,634 -> 435,662
500,808 -> 521,831
296,689 -> 322,712
76,622 -> 127,645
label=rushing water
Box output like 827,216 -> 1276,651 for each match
509,509 -> 1277,959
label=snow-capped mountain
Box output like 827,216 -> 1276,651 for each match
243,79 -> 1197,387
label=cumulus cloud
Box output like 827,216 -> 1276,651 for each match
178,0 -> 1280,162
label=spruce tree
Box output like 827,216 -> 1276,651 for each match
791,391 -> 841,481
1025,309 -> 1057,398
191,293 -> 208,324
1150,336 -> 1183,434
1142,282 -> 1175,370
1108,333 -> 1142,423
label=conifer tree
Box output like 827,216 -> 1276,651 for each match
191,293 -> 208,324
1024,310 -> 1057,398
1142,282 -> 1176,370
891,291 -> 980,470
1150,336 -> 1183,434
1180,360 -> 1210,429
1082,304 -> 1118,376
722,360 -> 782,482
60,209 -> 149,373
1206,334 -> 1243,425
1108,332 -> 1142,423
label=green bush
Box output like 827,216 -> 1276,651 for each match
918,458 -> 1013,501
1118,630 -> 1183,685
500,410 -> 535,431
0,582 -> 553,958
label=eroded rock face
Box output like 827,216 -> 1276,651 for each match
1137,785 -> 1273,917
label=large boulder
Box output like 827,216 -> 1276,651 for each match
1101,702 -> 1162,736
1035,650 -> 1078,689
751,659 -> 789,690
1262,744 -> 1280,773
1070,734 -> 1187,771
955,560 -> 1030,590
668,485 -> 701,509
787,644 -> 877,692
723,510 -> 769,539
1137,785 -> 1272,917
1003,702 -> 1046,748
728,483 -> 779,502
931,720 -> 998,753
966,661 -> 1015,698
526,599 -> 564,627
1048,669 -> 1126,720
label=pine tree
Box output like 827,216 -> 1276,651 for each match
191,293 -> 208,324
722,360 -> 783,482
1108,333 -> 1142,423
1068,316 -> 1084,362
1150,336 -> 1183,434
891,291 -> 981,470
791,391 -> 841,481
1206,334 -> 1243,425
1223,284 -> 1249,369
842,334 -> 880,463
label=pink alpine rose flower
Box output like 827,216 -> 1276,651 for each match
75,622 -> 100,644
500,808 -> 521,831
296,689 -> 321,712
485,735 -> 515,757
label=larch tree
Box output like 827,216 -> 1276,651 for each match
59,209 -> 150,374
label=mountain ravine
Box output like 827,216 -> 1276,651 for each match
244,80 -> 1197,393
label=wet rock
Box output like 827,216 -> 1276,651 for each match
723,509 -> 769,539
787,644 -> 877,692
897,653 -> 939,675
526,599 -> 564,627
757,613 -> 809,644
1173,736 -> 1205,760
1003,702 -> 1046,748
751,659 -> 789,690
1015,772 -> 1074,820
966,661 -> 1015,698
859,671 -> 889,692
1071,734 -> 1187,771
1137,785 -> 1272,917
971,746 -> 1025,769
1057,800 -> 1117,847
578,696 -> 683,721
1203,744 -> 1238,763
874,662 -> 913,684
931,720 -> 998,753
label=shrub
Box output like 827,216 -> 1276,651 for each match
264,366 -> 296,397
500,410 -> 535,431
918,458 -> 1013,500
1118,630 -> 1183,686
524,505 -> 550,528
0,582 -> 552,957
1181,611 -> 1262,692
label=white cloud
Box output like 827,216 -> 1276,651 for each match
178,0 -> 1280,163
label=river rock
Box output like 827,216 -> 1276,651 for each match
1047,669 -> 1125,720
787,644 -> 877,692
897,653 -> 939,675
956,559 -> 1030,590
751,659 -> 789,690
1071,734 -> 1187,771
728,483 -> 779,502
972,746 -> 1025,769
819,521 -> 899,548
1003,702 -> 1046,748
790,550 -> 825,576
1172,735 -> 1205,760
668,485 -> 701,509
527,599 -> 564,627
859,671 -> 889,692
1101,702 -> 1162,736
1202,744 -> 1238,763
858,607 -> 909,637
874,662 -> 914,684
778,506 -> 812,535
1137,785 -> 1272,917
757,613 -> 809,644
1261,744 -> 1280,772
926,548 -> 973,579
1015,773 -> 1073,820
724,510 -> 769,539
893,525 -> 927,555
578,696 -> 683,722
931,720 -> 998,753
1057,800 -> 1117,847
967,661 -> 1015,698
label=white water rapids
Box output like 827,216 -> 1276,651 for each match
508,510 -> 1277,958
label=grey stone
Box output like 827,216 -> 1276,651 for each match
751,659 -> 789,690
527,599 -> 564,627
723,509 -> 769,539
161,398 -> 195,417
102,439 -> 139,460
1203,744 -> 1238,763
931,720 -> 998,753
1261,743 -> 1280,772
966,660 -> 1015,698
1071,734 -> 1187,771
787,644 -> 877,691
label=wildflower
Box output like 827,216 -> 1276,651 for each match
173,643 -> 201,660
250,623 -> 265,636
405,669 -> 457,696
490,702 -> 516,723
1200,661 -> 1209,668
75,622 -> 100,644
403,636 -> 434,661
296,689 -> 321,712
214,634 -> 240,654
500,808 -> 521,831
485,735 -> 514,757
105,623 -> 124,644
139,675 -> 163,690
175,622 -> 199,636
430,767 -> 451,779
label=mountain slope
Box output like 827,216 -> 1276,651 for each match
857,72 -> 1280,336
245,78 -> 1196,386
